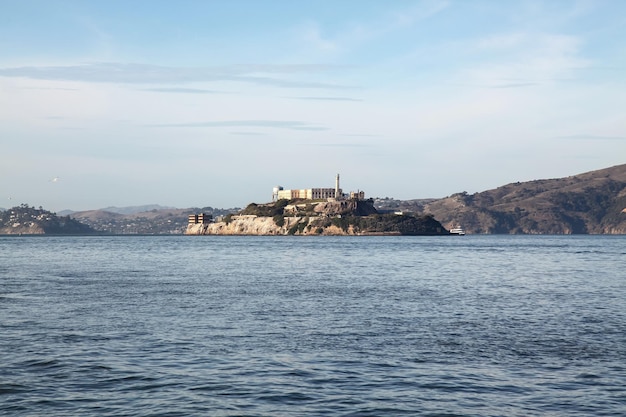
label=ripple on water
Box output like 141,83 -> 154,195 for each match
1,235 -> 625,416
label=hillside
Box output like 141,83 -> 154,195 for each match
0,204 -> 95,235
415,164 -> 626,234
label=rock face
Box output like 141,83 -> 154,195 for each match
312,200 -> 378,217
186,215 -> 447,236
187,215 -> 351,236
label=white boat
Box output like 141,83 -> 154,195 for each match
449,226 -> 465,235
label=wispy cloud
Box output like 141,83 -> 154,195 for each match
146,120 -> 328,131
301,23 -> 339,52
456,32 -> 591,90
23,86 -> 79,91
305,142 -> 373,148
298,1 -> 449,55
230,132 -> 267,136
557,134 -> 626,141
0,62 -> 351,89
287,96 -> 363,101
490,82 -> 539,89
389,0 -> 450,28
139,87 -> 222,94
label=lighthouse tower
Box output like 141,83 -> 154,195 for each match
335,174 -> 340,199
272,186 -> 283,202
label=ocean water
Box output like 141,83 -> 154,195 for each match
1,235 -> 625,416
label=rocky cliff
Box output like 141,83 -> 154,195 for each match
187,214 -> 448,236
187,215 -> 351,236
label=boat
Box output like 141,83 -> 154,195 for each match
449,226 -> 465,235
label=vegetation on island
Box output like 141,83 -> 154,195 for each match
236,198 -> 448,235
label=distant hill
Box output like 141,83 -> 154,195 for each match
97,204 -> 178,215
376,164 -> 626,234
70,206 -> 239,234
58,204 -> 177,216
0,204 -> 95,235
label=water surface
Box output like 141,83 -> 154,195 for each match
1,235 -> 625,416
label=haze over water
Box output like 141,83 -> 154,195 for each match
1,235 -> 625,416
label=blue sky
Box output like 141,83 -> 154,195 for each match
1,0 -> 625,211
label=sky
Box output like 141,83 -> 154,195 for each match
1,0 -> 625,212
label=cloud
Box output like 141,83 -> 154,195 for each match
230,132 -> 267,136
306,142 -> 372,148
454,32 -> 591,91
234,75 -> 355,89
287,96 -> 363,101
0,62 -> 351,89
301,23 -> 339,52
490,82 -> 539,88
557,134 -> 626,141
390,0 -> 450,28
139,87 -> 222,94
297,1 -> 449,56
145,120 -> 328,131
23,86 -> 80,91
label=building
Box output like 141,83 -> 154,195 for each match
188,213 -> 212,224
277,187 -> 341,200
272,174 -> 365,202
350,191 -> 365,200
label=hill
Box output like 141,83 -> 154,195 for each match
70,206 -> 239,234
376,164 -> 626,234
0,204 -> 96,235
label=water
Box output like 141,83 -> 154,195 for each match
1,235 -> 625,416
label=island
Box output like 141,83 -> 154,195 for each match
186,175 -> 448,236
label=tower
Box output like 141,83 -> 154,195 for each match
335,173 -> 340,199
272,186 -> 283,202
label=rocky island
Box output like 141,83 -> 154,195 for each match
186,178 -> 449,236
